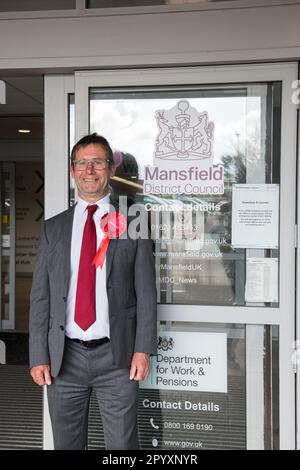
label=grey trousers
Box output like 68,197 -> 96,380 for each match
47,338 -> 139,450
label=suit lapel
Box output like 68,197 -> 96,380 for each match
106,195 -> 119,281
106,238 -> 118,281
62,205 -> 76,298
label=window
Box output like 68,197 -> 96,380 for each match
0,0 -> 75,12
89,82 -> 281,307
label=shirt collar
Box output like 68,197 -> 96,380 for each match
77,194 -> 111,217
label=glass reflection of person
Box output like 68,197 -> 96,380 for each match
110,151 -> 140,206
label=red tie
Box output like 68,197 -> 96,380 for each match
74,204 -> 98,331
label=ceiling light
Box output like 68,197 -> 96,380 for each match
18,129 -> 31,134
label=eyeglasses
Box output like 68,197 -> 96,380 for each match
73,158 -> 110,171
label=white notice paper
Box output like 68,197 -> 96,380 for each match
232,184 -> 279,249
245,258 -> 278,303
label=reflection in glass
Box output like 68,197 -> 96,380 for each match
0,0 -> 76,12
1,165 -> 11,323
88,0 -> 248,8
15,162 -> 44,331
85,321 -> 279,450
0,162 -> 43,449
89,83 -> 281,307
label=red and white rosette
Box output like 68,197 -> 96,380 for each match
92,211 -> 127,269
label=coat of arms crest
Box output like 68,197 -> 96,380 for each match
154,100 -> 214,161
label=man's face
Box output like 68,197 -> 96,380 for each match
71,143 -> 115,202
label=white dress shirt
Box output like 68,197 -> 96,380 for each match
65,195 -> 111,340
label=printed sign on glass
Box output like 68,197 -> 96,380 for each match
143,100 -> 224,196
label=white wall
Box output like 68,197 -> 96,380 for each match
0,2 -> 299,71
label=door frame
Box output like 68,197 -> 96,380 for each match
296,71 -> 300,450
44,63 -> 298,449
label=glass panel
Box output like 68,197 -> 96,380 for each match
88,0 -> 249,8
0,162 -> 43,450
89,83 -> 281,307
88,0 -> 164,6
1,164 -> 11,324
0,0 -> 76,12
85,322 -> 279,449
138,322 -> 279,450
15,162 -> 44,331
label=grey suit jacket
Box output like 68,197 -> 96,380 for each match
29,202 -> 157,378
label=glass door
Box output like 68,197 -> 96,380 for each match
42,63 -> 298,450
74,64 -> 297,450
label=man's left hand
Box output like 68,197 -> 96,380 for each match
129,352 -> 150,381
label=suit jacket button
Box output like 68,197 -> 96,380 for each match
60,325 -> 64,331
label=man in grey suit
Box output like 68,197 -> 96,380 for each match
29,133 -> 157,450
